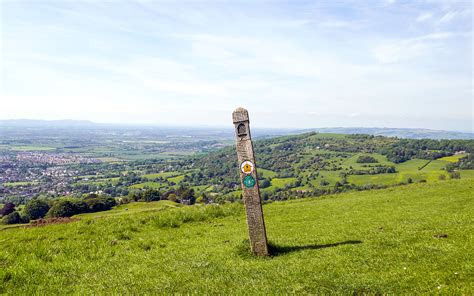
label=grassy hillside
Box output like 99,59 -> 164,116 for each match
150,132 -> 472,201
1,180 -> 473,294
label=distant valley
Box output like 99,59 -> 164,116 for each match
1,120 -> 473,205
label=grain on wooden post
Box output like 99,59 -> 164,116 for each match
232,107 -> 269,256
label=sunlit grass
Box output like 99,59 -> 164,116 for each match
129,182 -> 163,189
438,154 -> 467,163
142,172 -> 180,179
1,180 -> 472,294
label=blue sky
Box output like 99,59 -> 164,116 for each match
0,0 -> 472,131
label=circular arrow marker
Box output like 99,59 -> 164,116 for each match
240,161 -> 254,174
243,175 -> 256,188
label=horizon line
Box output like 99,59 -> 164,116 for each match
0,118 -> 473,134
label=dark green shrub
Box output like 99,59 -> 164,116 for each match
24,199 -> 50,220
46,197 -> 113,217
84,193 -> 99,199
105,197 -> 117,208
142,189 -> 161,202
47,200 -> 76,218
119,197 -> 131,205
19,213 -> 30,224
85,198 -> 107,212
85,197 -> 116,213
70,199 -> 89,214
0,202 -> 15,217
356,156 -> 378,163
167,194 -> 178,203
320,180 -> 330,186
1,211 -> 21,224
179,188 -> 195,205
449,171 -> 461,179
260,179 -> 271,188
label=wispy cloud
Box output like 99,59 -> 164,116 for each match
383,0 -> 396,5
1,0 -> 472,130
319,20 -> 352,29
372,32 -> 465,64
439,11 -> 459,23
438,8 -> 471,24
416,12 -> 433,22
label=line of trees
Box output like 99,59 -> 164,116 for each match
1,194 -> 117,225
122,186 -> 197,205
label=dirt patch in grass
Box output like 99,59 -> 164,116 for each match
29,217 -> 80,227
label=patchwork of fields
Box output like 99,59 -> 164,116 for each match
2,131 -> 473,216
124,149 -> 472,199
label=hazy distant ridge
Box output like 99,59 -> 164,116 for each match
303,127 -> 474,140
0,119 -> 472,140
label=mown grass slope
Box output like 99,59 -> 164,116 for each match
1,180 -> 473,294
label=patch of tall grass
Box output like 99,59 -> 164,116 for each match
151,203 -> 243,228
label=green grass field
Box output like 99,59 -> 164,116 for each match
346,158 -> 472,186
1,180 -> 473,294
2,181 -> 39,187
395,159 -> 430,171
459,169 -> 474,178
270,177 -> 296,187
258,168 -> 277,178
342,153 -> 393,169
168,174 -> 185,184
142,172 -> 180,180
75,177 -> 120,186
7,146 -> 57,151
130,182 -> 163,189
438,154 -> 466,163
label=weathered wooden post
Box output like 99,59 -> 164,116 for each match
232,107 -> 269,256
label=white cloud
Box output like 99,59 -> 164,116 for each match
372,32 -> 460,63
383,0 -> 396,5
416,12 -> 433,22
439,11 -> 458,23
319,20 -> 352,29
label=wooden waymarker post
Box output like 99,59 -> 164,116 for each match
232,107 -> 269,256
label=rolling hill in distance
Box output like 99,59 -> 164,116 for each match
1,119 -> 473,139
1,121 -> 473,205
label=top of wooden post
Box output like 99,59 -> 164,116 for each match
232,107 -> 249,123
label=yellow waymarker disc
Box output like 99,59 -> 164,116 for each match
240,161 -> 254,174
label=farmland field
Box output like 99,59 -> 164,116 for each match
130,182 -> 163,189
142,172 -> 180,179
2,182 -> 39,187
438,154 -> 467,163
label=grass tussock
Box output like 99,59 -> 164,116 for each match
151,203 -> 243,228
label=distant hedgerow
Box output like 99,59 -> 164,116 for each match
46,197 -> 117,218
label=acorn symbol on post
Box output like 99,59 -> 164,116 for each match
241,161 -> 254,174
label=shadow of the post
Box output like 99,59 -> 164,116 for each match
269,240 -> 362,256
